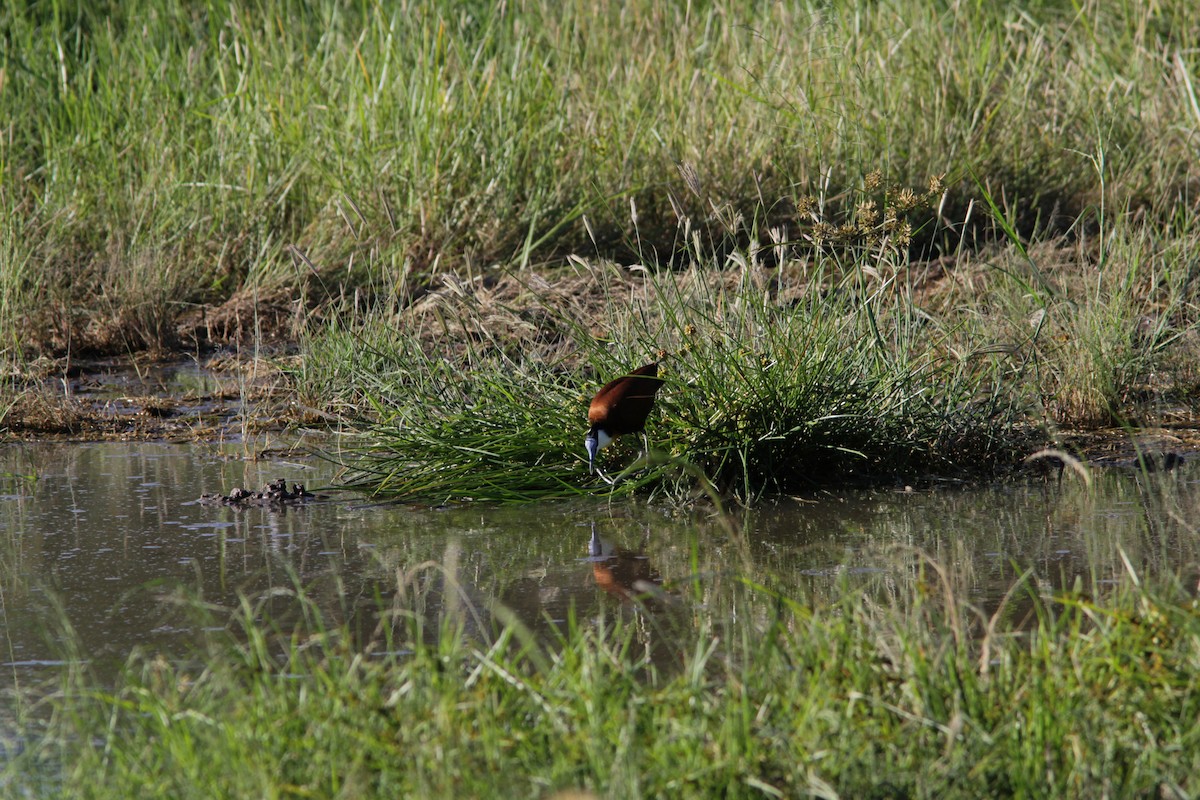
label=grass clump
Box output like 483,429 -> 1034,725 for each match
312,230 -> 1025,504
8,559 -> 1200,798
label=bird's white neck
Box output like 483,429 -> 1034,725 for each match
594,428 -> 613,450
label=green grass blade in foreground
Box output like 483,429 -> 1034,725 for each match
9,562 -> 1200,797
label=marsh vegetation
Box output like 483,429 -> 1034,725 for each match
2,0 -> 1198,495
4,0 -> 1200,795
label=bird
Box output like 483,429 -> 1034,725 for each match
585,362 -> 664,483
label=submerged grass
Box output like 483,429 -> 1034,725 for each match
7,554 -> 1200,798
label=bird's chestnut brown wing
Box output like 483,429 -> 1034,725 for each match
588,363 -> 663,433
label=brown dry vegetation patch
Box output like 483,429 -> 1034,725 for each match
394,259 -> 814,367
0,354 -> 317,443
174,285 -> 313,352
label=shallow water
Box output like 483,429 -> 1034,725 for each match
1,441 -> 1199,690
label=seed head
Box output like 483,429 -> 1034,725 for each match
677,161 -> 702,198
855,200 -> 879,229
891,187 -> 919,212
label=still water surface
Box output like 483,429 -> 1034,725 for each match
2,441 -> 1199,687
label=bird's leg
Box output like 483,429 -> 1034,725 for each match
595,466 -> 616,485
636,432 -> 651,468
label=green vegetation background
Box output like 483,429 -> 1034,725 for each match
3,0 -> 1199,496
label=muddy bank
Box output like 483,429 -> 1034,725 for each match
4,352 -> 1199,478
4,265 -> 1200,477
1,353 -> 327,444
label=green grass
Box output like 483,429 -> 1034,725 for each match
7,556 -> 1200,798
3,0 -> 1199,350
307,244 -> 1028,503
3,0 -> 1200,491
297,174 -> 1195,501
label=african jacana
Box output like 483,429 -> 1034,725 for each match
585,362 -> 664,482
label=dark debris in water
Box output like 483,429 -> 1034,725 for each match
200,478 -> 318,507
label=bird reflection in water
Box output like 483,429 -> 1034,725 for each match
586,525 -> 665,606
583,524 -> 688,676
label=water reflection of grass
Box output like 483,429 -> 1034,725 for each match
6,559 -> 1200,798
